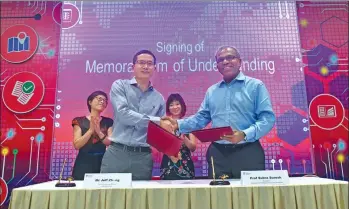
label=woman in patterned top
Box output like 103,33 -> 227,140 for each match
160,93 -> 197,180
71,91 -> 113,180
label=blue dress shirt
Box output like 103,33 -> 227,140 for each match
178,72 -> 275,144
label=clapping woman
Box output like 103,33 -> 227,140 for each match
71,91 -> 113,180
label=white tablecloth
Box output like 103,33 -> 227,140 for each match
13,177 -> 345,189
10,177 -> 348,209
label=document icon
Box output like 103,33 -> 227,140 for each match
62,9 -> 72,22
317,105 -> 336,118
11,80 -> 35,105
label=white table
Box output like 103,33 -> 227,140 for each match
9,177 -> 348,209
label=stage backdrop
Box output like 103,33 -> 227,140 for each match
297,1 -> 348,180
0,1 -> 60,207
52,0 -> 311,178
1,1 -> 348,208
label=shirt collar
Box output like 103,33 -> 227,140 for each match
129,77 -> 154,90
219,71 -> 245,87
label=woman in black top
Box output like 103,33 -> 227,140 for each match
72,91 -> 113,180
160,93 -> 197,180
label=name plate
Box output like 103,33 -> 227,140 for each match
241,170 -> 289,186
83,173 -> 132,188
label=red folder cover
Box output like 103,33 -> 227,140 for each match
147,121 -> 182,156
192,126 -> 234,142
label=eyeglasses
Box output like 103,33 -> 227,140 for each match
95,97 -> 107,104
136,60 -> 155,67
217,55 -> 240,63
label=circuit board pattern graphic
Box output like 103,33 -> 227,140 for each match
0,1 -> 61,206
297,1 -> 348,180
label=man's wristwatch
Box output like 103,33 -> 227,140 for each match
241,131 -> 247,142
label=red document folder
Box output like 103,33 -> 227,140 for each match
147,121 -> 182,156
192,126 -> 234,142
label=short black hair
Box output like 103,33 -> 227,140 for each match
87,90 -> 108,112
166,93 -> 187,118
132,49 -> 156,65
214,46 -> 241,61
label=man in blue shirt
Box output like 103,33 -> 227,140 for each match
163,46 -> 276,178
101,50 -> 170,180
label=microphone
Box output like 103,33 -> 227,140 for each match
55,158 -> 76,187
209,156 -> 230,185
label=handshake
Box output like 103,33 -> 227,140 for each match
159,117 -> 247,144
159,116 -> 178,134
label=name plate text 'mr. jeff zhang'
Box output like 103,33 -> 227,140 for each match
83,173 -> 132,188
